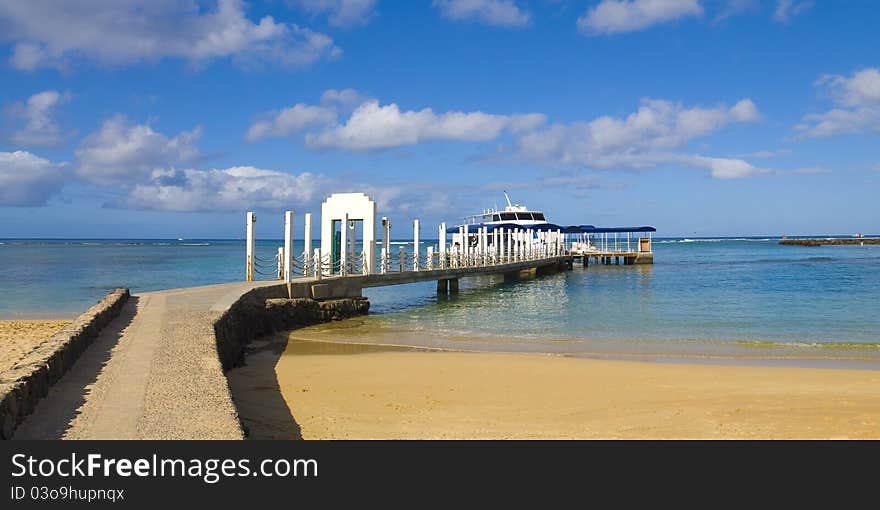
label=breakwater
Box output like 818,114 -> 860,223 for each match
780,238 -> 880,246
0,288 -> 130,439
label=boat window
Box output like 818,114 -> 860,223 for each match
492,214 -> 501,221
532,213 -> 545,221
515,213 -> 532,220
500,213 -> 516,221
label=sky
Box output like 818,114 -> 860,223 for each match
0,0 -> 877,239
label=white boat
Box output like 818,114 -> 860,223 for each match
461,192 -> 550,227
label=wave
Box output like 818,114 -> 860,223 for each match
180,243 -> 211,246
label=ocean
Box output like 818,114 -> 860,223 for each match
2,237 -> 879,361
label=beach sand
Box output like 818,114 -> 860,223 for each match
0,320 -> 69,375
229,336 -> 880,440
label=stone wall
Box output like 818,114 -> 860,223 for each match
214,291 -> 369,372
0,288 -> 130,439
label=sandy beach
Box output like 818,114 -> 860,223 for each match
227,335 -> 880,440
0,320 -> 69,375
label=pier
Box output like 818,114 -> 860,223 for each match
248,193 -> 655,299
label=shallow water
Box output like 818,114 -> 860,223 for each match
314,238 -> 880,360
2,237 -> 879,360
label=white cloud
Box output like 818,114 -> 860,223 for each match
773,0 -> 812,23
320,88 -> 371,109
578,0 -> 702,35
0,0 -> 340,71
7,90 -> 70,146
0,150 -> 67,205
515,97 -> 760,171
682,155 -> 769,179
248,90 -> 547,149
740,149 -> 791,159
75,116 -> 202,185
306,100 -> 546,150
433,0 -> 531,27
121,166 -> 328,212
289,0 -> 377,27
796,68 -> 880,138
714,0 -> 758,23
246,104 -> 337,141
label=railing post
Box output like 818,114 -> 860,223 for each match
413,219 -> 420,271
439,222 -> 446,269
283,211 -> 293,282
380,247 -> 387,273
246,212 -> 256,281
304,212 -> 312,276
276,246 -> 283,279
427,246 -> 434,270
398,246 -> 405,272
314,248 -> 322,280
340,212 -> 348,276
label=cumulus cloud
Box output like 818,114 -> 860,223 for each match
306,101 -> 546,150
578,0 -> 703,35
773,0 -> 812,23
7,90 -> 70,146
246,104 -> 337,141
0,0 -> 340,71
433,0 -> 531,27
515,97 -> 761,173
247,90 -> 546,149
0,150 -> 67,205
75,116 -> 202,185
681,155 -> 769,179
796,68 -> 880,138
121,166 -> 329,212
289,0 -> 377,27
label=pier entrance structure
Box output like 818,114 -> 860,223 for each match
320,193 -> 377,276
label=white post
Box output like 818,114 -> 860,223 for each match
399,245 -> 405,272
382,216 -> 391,257
380,247 -> 387,273
413,219 -> 420,271
439,222 -> 447,269
498,228 -> 504,264
314,248 -> 322,280
304,212 -> 312,276
526,229 -> 535,259
340,212 -> 348,276
493,229 -> 499,263
482,227 -> 488,265
462,226 -> 469,266
349,220 -> 356,271
277,247 -> 284,279
427,246 -> 434,270
283,211 -> 293,282
246,212 -> 256,281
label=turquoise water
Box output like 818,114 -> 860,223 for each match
2,238 -> 879,359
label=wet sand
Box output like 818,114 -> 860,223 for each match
228,334 -> 880,440
0,320 -> 69,375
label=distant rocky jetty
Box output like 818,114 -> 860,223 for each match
779,238 -> 880,247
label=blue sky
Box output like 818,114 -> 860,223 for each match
0,0 -> 877,238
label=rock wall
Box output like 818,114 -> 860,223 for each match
214,293 -> 369,372
0,288 -> 130,439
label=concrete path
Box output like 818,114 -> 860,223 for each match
14,281 -> 279,440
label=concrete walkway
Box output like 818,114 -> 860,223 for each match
13,258 -> 566,439
14,281 -> 279,440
